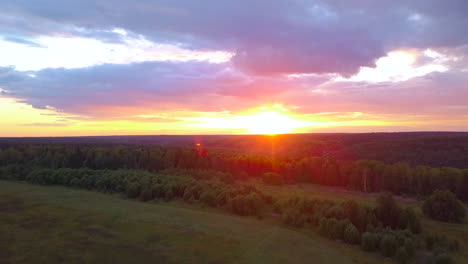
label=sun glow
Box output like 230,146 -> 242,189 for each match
244,111 -> 301,135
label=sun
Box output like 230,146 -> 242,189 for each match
244,111 -> 303,135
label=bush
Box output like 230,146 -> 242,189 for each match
153,184 -> 167,199
380,234 -> 398,257
283,207 -> 307,228
323,218 -> 347,240
422,190 -> 466,223
215,191 -> 228,207
361,232 -> 379,251
434,253 -> 454,264
139,187 -> 153,201
164,187 -> 174,201
125,182 -> 140,198
229,193 -> 263,216
376,192 -> 401,228
400,207 -> 422,233
261,172 -> 284,185
403,238 -> 415,257
343,223 -> 360,244
318,217 -> 327,236
200,190 -> 217,206
425,234 -> 460,252
395,247 -> 409,264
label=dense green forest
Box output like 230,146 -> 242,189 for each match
1,142 -> 467,202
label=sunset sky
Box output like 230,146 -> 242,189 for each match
1,0 -> 467,136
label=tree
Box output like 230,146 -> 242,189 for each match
200,190 -> 217,206
399,207 -> 422,233
395,247 -> 409,264
139,187 -> 153,201
343,223 -> 360,244
422,190 -> 466,223
380,234 -> 398,257
375,192 -> 401,228
434,253 -> 454,264
404,238 -> 415,258
282,207 -> 307,228
261,172 -> 284,185
361,232 -> 378,251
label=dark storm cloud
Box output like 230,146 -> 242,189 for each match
1,0 -> 468,75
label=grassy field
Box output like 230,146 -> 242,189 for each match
0,180 -> 358,264
1,180 -> 467,264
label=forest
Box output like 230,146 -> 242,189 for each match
1,138 -> 467,202
1,135 -> 467,264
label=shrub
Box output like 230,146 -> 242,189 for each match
261,172 -> 284,185
361,232 -> 378,251
376,192 -> 401,228
343,223 -> 360,244
200,190 -> 217,206
422,190 -> 466,223
182,187 -> 194,201
164,187 -> 174,201
434,253 -> 454,264
425,234 -> 460,252
69,177 -> 81,187
152,184 -> 166,199
325,218 -> 345,240
318,217 -> 327,236
400,207 -> 422,233
395,247 -> 409,264
403,238 -> 415,257
215,191 -> 228,207
380,234 -> 398,257
125,182 -> 140,198
283,207 -> 307,228
229,193 -> 263,216
139,187 -> 153,201
325,205 -> 345,220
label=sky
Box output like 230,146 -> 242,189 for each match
0,0 -> 468,136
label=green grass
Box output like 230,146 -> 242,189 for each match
0,181 -> 356,264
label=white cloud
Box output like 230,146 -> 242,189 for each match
0,33 -> 233,71
337,50 -> 448,83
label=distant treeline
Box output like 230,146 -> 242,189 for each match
2,132 -> 468,168
1,144 -> 467,202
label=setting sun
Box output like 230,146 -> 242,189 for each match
244,111 -> 302,135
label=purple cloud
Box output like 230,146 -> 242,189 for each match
2,0 -> 468,75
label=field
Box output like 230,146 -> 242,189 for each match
0,180 -> 358,264
2,180 -> 467,264
252,181 -> 468,264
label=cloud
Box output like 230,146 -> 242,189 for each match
20,122 -> 69,127
282,69 -> 468,116
0,61 -> 326,117
0,0 -> 467,131
2,35 -> 44,47
1,55 -> 467,122
2,0 -> 468,75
